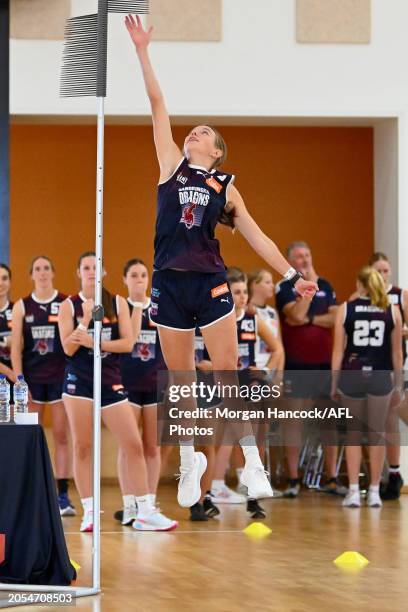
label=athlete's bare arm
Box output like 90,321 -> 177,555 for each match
130,306 -> 143,344
58,299 -> 82,357
256,318 -> 284,371
10,300 -> 24,376
330,302 -> 347,399
391,306 -> 403,390
0,362 -> 14,380
402,289 -> 408,339
125,15 -> 181,182
226,185 -> 317,298
101,296 -> 134,354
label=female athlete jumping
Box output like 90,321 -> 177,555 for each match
125,15 -> 317,507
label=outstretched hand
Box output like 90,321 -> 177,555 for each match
294,278 -> 318,298
125,14 -> 153,51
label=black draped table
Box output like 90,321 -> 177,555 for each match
0,425 -> 76,585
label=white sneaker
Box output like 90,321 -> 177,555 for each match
236,481 -> 248,496
342,489 -> 361,508
80,510 -> 93,532
367,489 -> 382,508
177,451 -> 207,508
122,504 -> 138,526
271,486 -> 284,498
211,484 -> 246,504
133,510 -> 178,531
283,483 -> 300,498
240,463 -> 273,500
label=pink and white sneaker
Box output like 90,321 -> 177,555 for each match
133,510 -> 178,532
80,510 -> 93,532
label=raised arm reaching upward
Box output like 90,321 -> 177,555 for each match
125,15 -> 182,181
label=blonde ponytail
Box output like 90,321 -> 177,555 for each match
358,266 -> 389,310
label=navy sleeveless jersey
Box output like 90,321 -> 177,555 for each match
22,292 -> 66,383
0,301 -> 13,366
154,158 -> 235,272
342,297 -> 395,371
67,293 -> 121,386
237,311 -> 257,370
120,299 -> 166,392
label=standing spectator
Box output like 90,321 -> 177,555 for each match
275,241 -> 344,497
369,253 -> 407,499
332,267 -> 403,508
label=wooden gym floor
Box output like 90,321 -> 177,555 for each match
4,483 -> 408,612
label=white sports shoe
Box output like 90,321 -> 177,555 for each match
240,462 -> 273,500
367,489 -> 382,508
211,484 -> 246,504
342,489 -> 361,508
133,510 -> 178,532
80,510 -> 93,532
177,452 -> 207,508
122,503 -> 138,526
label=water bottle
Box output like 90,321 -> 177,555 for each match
14,375 -> 29,414
0,374 -> 10,423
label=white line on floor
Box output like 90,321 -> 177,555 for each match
64,530 -> 243,535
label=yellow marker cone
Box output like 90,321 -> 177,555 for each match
70,558 -> 81,572
333,551 -> 369,572
243,522 -> 272,539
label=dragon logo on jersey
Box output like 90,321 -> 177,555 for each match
34,338 -> 53,355
32,326 -> 55,355
181,203 -> 197,230
135,343 -> 152,361
132,331 -> 156,361
178,186 -> 209,229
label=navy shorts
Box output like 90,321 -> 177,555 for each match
28,381 -> 63,404
338,370 -> 393,399
128,389 -> 158,408
150,269 -> 234,331
62,370 -> 128,409
284,362 -> 331,399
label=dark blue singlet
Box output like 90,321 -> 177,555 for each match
154,158 -> 235,273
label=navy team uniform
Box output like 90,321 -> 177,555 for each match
150,158 -> 235,330
237,311 -> 257,372
0,301 -> 13,369
120,299 -> 166,407
276,277 -> 336,398
339,297 -> 395,398
62,293 -> 127,408
21,292 -> 66,403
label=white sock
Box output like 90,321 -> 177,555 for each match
369,484 -> 379,493
180,442 -> 195,469
123,494 -> 136,509
81,497 -> 93,513
240,436 -> 262,465
349,484 -> 359,493
136,495 -> 154,519
236,467 -> 244,480
212,479 -> 225,490
148,493 -> 156,507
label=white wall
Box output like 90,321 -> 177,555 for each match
9,0 -> 408,117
